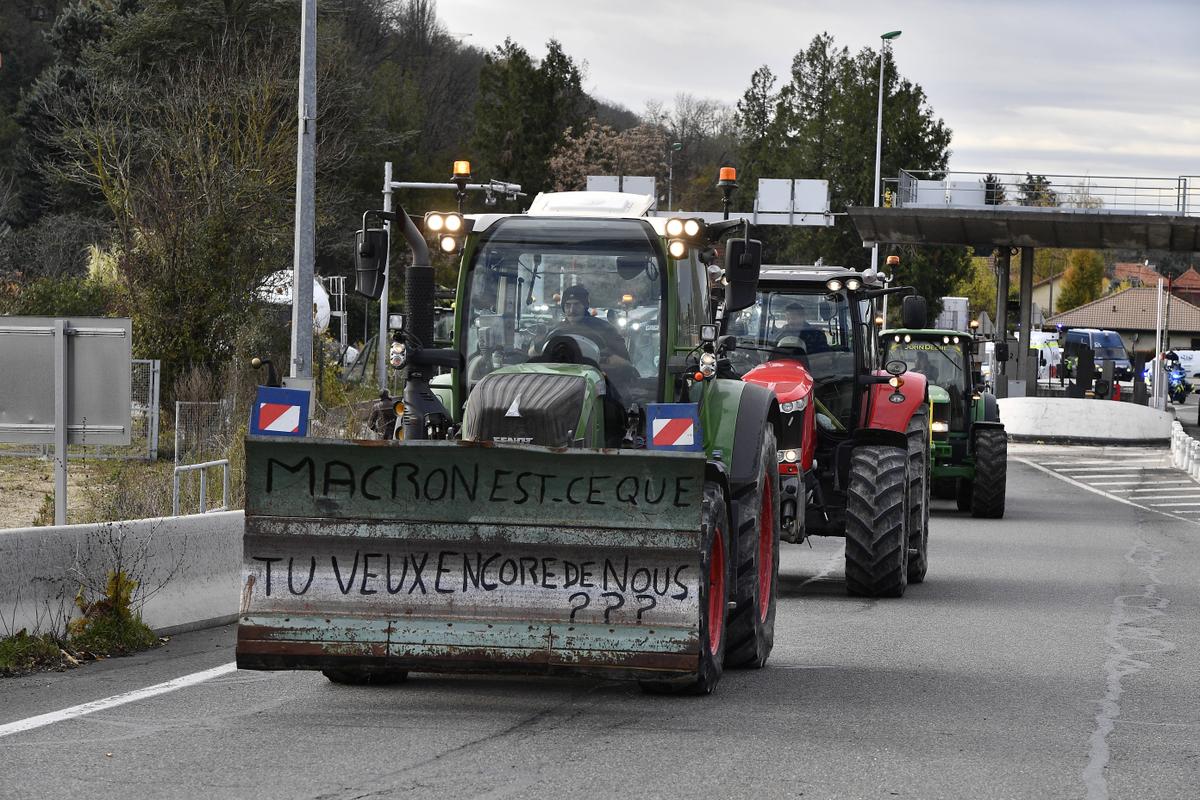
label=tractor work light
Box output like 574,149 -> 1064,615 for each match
904,334 -> 912,343
875,315 -> 885,326
389,342 -> 407,369
424,211 -> 464,235
668,239 -> 689,259
932,421 -> 949,433
845,277 -> 862,291
953,336 -> 960,344
777,449 -> 799,464
665,217 -> 706,240
826,278 -> 843,292
779,397 -> 807,414
621,293 -> 635,304
943,336 -> 951,344
439,234 -> 460,254
698,351 -> 718,378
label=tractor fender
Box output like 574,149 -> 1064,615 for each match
970,420 -> 1005,451
977,392 -> 1001,423
861,370 -> 929,433
700,379 -> 779,489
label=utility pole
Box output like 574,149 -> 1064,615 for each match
288,0 -> 316,382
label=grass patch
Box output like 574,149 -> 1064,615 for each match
0,631 -> 65,676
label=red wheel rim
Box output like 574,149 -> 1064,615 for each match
707,525 -> 726,656
757,474 -> 774,622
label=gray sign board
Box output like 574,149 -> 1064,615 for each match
0,317 -> 132,445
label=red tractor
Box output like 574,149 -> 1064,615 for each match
720,265 -> 931,597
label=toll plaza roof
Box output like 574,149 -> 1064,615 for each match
848,206 -> 1200,252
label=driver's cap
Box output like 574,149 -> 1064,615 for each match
562,285 -> 590,307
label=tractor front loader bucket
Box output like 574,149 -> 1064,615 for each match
236,436 -> 709,681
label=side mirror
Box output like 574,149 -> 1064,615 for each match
723,237 -> 762,313
717,334 -> 738,354
354,215 -> 389,300
994,342 -> 1010,362
901,295 -> 927,329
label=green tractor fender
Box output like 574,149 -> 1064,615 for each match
969,392 -> 1003,451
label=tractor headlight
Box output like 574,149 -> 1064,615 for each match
439,234 -> 459,254
683,218 -> 702,237
826,278 -> 843,292
779,397 -> 808,414
777,449 -> 799,463
668,239 -> 689,259
845,277 -> 861,291
931,420 -> 949,433
698,351 -> 717,377
389,342 -> 407,369
666,218 -> 685,237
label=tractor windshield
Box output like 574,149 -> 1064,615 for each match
726,289 -> 859,426
462,216 -> 664,406
883,337 -> 966,390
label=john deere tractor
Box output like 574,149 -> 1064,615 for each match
880,309 -> 1006,518
236,179 -> 784,695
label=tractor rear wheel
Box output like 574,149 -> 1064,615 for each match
725,428 -> 781,669
322,668 -> 408,686
844,445 -> 909,598
640,481 -> 731,695
970,427 -> 1008,518
905,413 -> 931,583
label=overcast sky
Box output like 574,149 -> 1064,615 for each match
437,0 -> 1200,179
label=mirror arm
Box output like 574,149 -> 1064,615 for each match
861,285 -> 914,300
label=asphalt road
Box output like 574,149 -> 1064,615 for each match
2,446 -> 1199,800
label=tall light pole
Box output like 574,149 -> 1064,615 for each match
289,0 -> 317,382
873,30 -> 900,320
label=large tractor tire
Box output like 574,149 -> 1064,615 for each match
641,481 -> 731,695
905,413 -> 931,584
725,428 -> 781,669
844,445 -> 910,598
970,427 -> 1008,518
322,669 -> 408,686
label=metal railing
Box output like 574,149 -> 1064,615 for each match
172,459 -> 230,515
885,170 -> 1199,216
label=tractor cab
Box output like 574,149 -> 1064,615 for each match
881,329 -> 972,441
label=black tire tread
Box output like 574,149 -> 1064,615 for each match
844,445 -> 909,598
971,427 -> 1007,518
905,413 -> 931,583
725,428 -> 780,669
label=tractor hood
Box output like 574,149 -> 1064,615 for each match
742,359 -> 814,404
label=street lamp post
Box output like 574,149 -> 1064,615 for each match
873,29 -> 900,320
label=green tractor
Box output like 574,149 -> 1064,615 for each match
236,182 -> 784,695
880,303 -> 1006,518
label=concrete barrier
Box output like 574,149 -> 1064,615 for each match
998,397 -> 1173,445
1,512 -> 243,637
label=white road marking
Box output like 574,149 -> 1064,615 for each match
0,662 -> 237,739
1115,487 -> 1200,493
1151,501 -> 1200,507
1090,481 -> 1149,486
1060,473 -> 1144,479
1059,466 -> 1169,473
1014,458 -> 1198,526
1082,541 -> 1174,800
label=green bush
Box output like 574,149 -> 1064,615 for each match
0,631 -> 63,676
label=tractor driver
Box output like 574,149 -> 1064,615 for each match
534,284 -> 632,367
776,301 -> 828,354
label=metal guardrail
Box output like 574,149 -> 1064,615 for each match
885,170 -> 1200,216
173,459 -> 230,516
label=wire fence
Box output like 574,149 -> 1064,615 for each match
174,399 -> 236,467
886,171 -> 1200,216
0,359 -> 160,461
